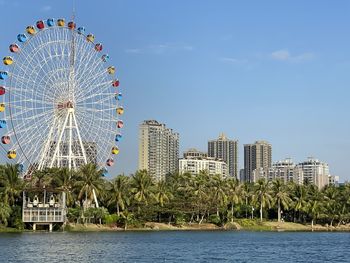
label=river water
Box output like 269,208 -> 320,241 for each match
0,231 -> 349,262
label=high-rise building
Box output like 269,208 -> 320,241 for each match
244,140 -> 272,182
252,158 -> 303,184
208,133 -> 238,178
297,157 -> 329,189
138,120 -> 179,181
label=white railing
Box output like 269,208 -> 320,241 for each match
23,208 -> 66,223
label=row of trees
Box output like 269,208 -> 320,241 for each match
0,163 -> 349,229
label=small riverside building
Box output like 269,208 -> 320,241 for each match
22,187 -> 66,231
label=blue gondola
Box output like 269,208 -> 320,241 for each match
0,71 -> 8,80
0,120 -> 6,128
77,27 -> 85,34
115,134 -> 122,142
102,54 -> 109,62
17,34 -> 27,43
47,18 -> 55,27
115,93 -> 122,101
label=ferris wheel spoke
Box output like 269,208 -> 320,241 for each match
10,107 -> 54,122
78,107 -> 116,121
11,115 -> 53,150
75,69 -> 111,98
76,92 -> 116,104
9,99 -> 53,108
79,95 -> 116,106
75,80 -> 113,102
74,40 -> 100,80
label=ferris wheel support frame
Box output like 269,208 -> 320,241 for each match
45,107 -> 87,169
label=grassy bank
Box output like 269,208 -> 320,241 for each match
0,226 -> 25,233
2,220 -> 349,232
64,220 -> 350,232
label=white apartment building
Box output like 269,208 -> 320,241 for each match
179,149 -> 228,177
252,158 -> 303,184
297,157 -> 329,189
329,175 -> 339,186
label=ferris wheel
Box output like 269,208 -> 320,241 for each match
0,18 -> 124,174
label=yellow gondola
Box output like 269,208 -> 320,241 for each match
7,150 -> 16,159
111,146 -> 119,155
87,34 -> 95,42
3,57 -> 13,66
57,19 -> 65,27
116,107 -> 124,115
26,26 -> 36,35
0,103 -> 5,112
107,66 -> 115,74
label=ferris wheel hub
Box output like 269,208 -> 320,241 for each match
57,101 -> 74,110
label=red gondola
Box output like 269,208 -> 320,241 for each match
36,20 -> 45,30
112,79 -> 119,87
1,136 -> 10,144
9,44 -> 19,53
106,158 -> 114,166
95,43 -> 103,52
68,22 -> 76,30
0,87 -> 6,96
117,120 -> 124,128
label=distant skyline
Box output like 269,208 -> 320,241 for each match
0,0 -> 350,180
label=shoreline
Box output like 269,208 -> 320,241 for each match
2,221 -> 350,233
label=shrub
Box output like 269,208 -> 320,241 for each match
209,214 -> 221,225
104,214 -> 119,225
174,213 -> 186,225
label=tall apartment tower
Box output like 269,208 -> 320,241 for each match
244,140 -> 272,182
138,120 -> 179,181
208,133 -> 238,178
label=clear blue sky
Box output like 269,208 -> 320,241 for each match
0,0 -> 350,180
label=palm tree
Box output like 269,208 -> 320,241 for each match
154,180 -> 173,208
107,175 -> 130,216
154,180 -> 173,222
210,175 -> 227,217
0,202 -> 11,226
121,210 -> 134,230
30,168 -> 54,189
75,163 -> 105,208
241,182 -> 252,219
130,170 -> 154,209
187,171 -> 209,223
323,185 -> 339,226
306,185 -> 323,229
226,178 -> 241,222
0,164 -> 24,206
271,179 -> 291,222
51,167 -> 77,207
252,179 -> 272,222
291,184 -> 307,222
